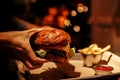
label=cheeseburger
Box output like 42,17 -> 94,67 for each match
30,27 -> 74,63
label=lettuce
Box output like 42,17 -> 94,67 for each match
69,47 -> 76,58
35,49 -> 47,58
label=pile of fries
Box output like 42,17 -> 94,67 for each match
78,44 -> 111,54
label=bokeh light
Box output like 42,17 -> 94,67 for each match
64,19 -> 71,27
71,10 -> 77,17
77,6 -> 84,13
73,25 -> 80,32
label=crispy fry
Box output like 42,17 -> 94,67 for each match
99,45 -> 111,53
78,44 -> 111,54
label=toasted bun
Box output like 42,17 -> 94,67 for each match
34,27 -> 71,46
33,27 -> 71,62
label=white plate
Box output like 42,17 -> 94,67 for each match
17,52 -> 120,80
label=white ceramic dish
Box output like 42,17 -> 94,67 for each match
93,65 -> 114,75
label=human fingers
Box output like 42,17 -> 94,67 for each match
9,45 -> 47,69
8,48 -> 34,69
24,42 -> 48,64
26,26 -> 53,38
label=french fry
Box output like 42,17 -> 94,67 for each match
99,45 -> 111,53
78,44 -> 111,54
77,44 -> 111,67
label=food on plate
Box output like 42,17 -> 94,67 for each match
78,44 -> 111,55
30,27 -> 75,63
93,65 -> 113,75
77,44 -> 111,67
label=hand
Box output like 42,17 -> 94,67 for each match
0,28 -> 50,69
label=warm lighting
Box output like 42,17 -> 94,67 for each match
64,19 -> 71,27
71,10 -> 77,17
73,25 -> 80,32
83,6 -> 88,12
48,7 -> 58,16
77,3 -> 84,7
77,6 -> 84,13
31,0 -> 36,3
77,3 -> 88,13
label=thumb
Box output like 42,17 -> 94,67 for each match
26,26 -> 53,38
26,28 -> 44,38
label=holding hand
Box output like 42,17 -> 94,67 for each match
0,28 -> 50,69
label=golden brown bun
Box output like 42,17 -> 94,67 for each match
34,27 -> 71,62
34,27 -> 71,46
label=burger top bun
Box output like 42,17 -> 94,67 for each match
34,27 -> 71,54
34,26 -> 71,46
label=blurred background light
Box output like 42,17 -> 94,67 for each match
64,19 -> 71,27
77,6 -> 84,13
73,25 -> 80,32
83,6 -> 88,12
77,3 -> 84,7
71,10 -> 77,17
